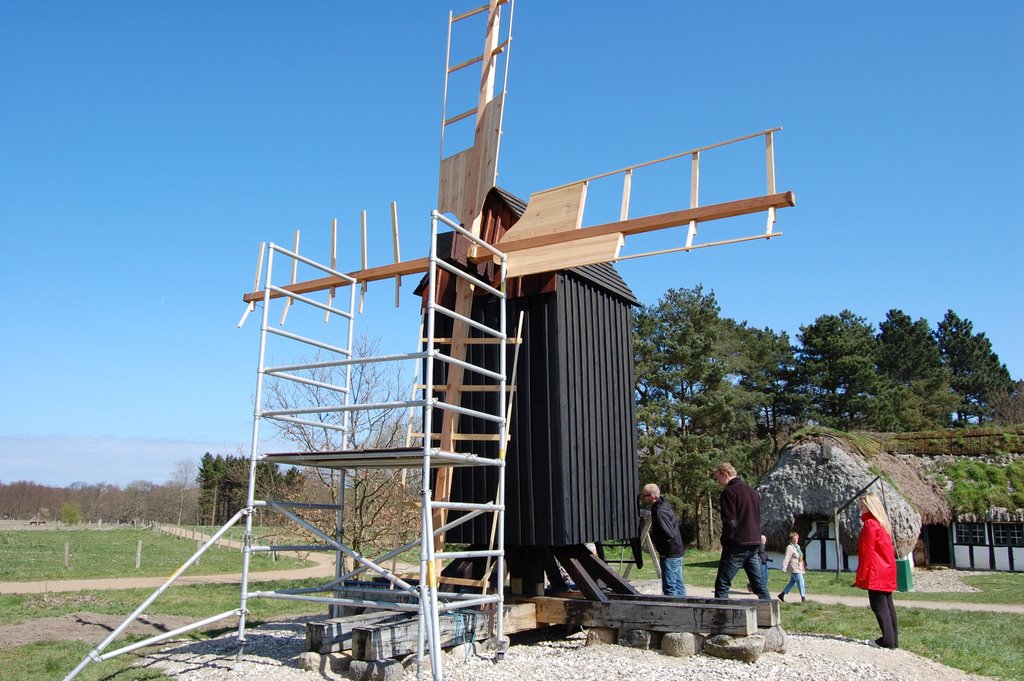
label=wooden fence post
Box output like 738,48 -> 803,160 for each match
136,540 -> 143,569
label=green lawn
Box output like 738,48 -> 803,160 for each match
628,549 -> 1024,679
4,546 -> 1023,681
0,579 -> 328,681
0,578 -> 328,626
0,639 -> 170,681
0,529 -> 312,581
628,549 -> 1024,605
783,602 -> 1024,681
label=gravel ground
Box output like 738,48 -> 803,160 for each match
142,623 -> 994,681
141,569 -> 995,681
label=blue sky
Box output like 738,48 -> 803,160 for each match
2,2 -> 1021,488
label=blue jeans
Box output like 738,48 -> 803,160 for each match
660,554 -> 686,597
782,572 -> 805,598
714,545 -> 769,599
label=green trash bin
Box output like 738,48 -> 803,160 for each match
896,559 -> 912,592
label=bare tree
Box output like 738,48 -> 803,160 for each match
169,458 -> 199,525
992,379 -> 1024,426
264,334 -> 421,562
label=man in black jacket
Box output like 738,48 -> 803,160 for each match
641,483 -> 686,597
713,462 -> 770,599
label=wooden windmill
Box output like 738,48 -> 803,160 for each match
241,0 -> 795,597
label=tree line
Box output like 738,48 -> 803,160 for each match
0,460 -> 199,525
634,285 -> 1021,540
195,453 -> 304,526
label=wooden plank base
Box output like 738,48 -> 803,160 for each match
306,611 -> 408,654
350,603 -> 537,661
530,595 -> 757,636
548,590 -> 780,629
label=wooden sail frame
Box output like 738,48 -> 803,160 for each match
241,190 -> 795,304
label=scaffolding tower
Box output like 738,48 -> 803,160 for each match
64,211 -> 509,681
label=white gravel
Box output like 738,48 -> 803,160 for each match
142,623 -> 995,681
141,568 -> 996,680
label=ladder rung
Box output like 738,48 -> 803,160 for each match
490,39 -> 509,58
411,432 -> 506,442
424,337 -> 521,345
447,40 -> 508,76
451,3 -> 489,23
437,575 -> 488,587
417,384 -> 513,392
431,501 -> 502,512
447,53 -> 484,75
444,107 -> 477,127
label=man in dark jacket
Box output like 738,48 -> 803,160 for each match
713,462 -> 770,599
641,483 -> 686,597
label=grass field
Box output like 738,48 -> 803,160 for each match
0,579 -> 327,681
630,549 -> 1024,605
0,639 -> 169,681
3,543 -> 1022,681
629,549 -> 1024,679
0,528 -> 312,581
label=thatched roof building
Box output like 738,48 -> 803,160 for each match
758,433 -> 951,557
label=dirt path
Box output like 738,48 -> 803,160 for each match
651,582 -> 1024,614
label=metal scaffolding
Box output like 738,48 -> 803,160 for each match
64,211 -> 509,681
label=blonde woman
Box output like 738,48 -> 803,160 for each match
777,532 -> 806,603
855,493 -> 898,648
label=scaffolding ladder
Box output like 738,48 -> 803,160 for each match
63,211 -> 509,681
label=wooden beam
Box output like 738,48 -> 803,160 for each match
242,257 -> 429,303
351,604 -> 536,660
305,611 -> 407,654
550,591 -> 780,629
242,192 -> 795,304
497,191 -> 796,253
532,596 -> 757,636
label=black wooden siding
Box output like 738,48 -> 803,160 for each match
436,265 -> 639,547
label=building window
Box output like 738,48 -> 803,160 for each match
992,523 -> 1024,547
954,523 -> 986,545
809,520 -> 832,540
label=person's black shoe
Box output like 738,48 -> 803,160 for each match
777,592 -> 785,602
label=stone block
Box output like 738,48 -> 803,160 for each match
297,651 -> 322,672
446,642 -> 474,660
762,625 -> 787,654
618,627 -> 652,650
703,633 -> 765,663
348,659 -> 404,681
585,627 -> 618,646
327,652 -> 353,672
661,632 -> 702,657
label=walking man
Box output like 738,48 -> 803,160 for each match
713,462 -> 770,600
641,483 -> 686,597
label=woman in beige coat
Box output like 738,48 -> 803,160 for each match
777,532 -> 806,602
